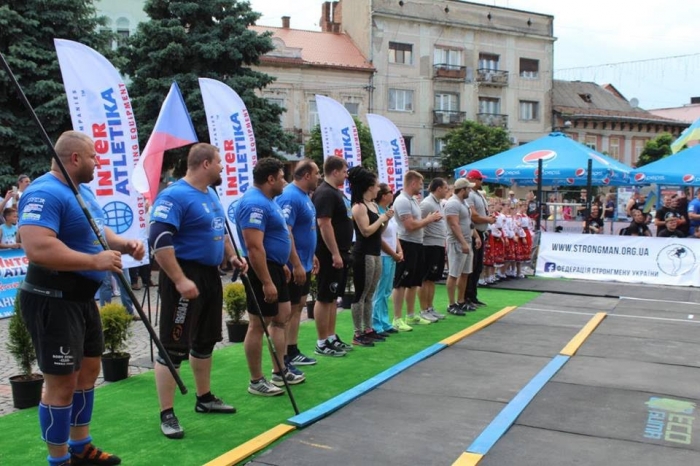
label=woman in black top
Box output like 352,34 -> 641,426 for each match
348,166 -> 394,347
582,205 -> 604,234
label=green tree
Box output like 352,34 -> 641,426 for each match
636,133 -> 673,167
440,120 -> 511,175
305,117 -> 377,172
120,0 -> 298,176
0,0 -> 112,187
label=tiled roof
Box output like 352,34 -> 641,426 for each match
648,105 -> 700,124
251,25 -> 374,72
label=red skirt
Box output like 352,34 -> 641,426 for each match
505,238 -> 517,261
483,235 -> 494,266
488,235 -> 505,266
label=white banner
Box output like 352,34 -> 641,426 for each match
199,78 -> 256,247
55,39 -> 147,267
366,113 -> 408,193
315,95 -> 361,196
542,219 -> 658,236
537,232 -> 700,286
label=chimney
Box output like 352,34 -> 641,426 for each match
691,97 -> 700,105
281,16 -> 290,29
320,1 -> 342,33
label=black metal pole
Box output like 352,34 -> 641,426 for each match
585,158 -> 593,233
0,51 -> 187,394
536,158 -> 543,231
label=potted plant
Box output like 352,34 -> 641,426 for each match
224,282 -> 248,343
306,274 -> 318,320
100,302 -> 132,382
6,294 -> 44,409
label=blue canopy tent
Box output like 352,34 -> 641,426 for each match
631,145 -> 700,186
454,132 -> 633,187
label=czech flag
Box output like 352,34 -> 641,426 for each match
671,117 -> 700,154
132,82 -> 197,203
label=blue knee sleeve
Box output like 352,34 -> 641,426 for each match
68,435 -> 92,455
70,387 -> 94,427
39,403 -> 72,446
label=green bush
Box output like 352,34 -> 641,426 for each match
100,303 -> 132,357
6,295 -> 36,377
223,282 -> 247,323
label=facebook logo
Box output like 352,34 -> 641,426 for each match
544,262 -> 557,272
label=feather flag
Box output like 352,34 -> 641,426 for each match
132,82 -> 198,203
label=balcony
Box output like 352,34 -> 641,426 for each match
477,113 -> 508,129
433,110 -> 466,127
409,156 -> 443,171
476,68 -> 509,86
433,63 -> 467,80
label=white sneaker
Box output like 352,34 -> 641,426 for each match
478,279 -> 487,286
427,307 -> 446,320
420,310 -> 438,323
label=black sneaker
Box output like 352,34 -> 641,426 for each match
472,299 -> 487,306
195,395 -> 236,414
447,303 -> 466,316
71,444 -> 122,465
352,334 -> 375,347
364,330 -> 386,342
330,337 -> 353,352
459,302 -> 477,312
314,342 -> 346,357
160,412 -> 184,439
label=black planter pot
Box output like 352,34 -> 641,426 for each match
9,374 -> 44,409
306,300 -> 315,319
226,321 -> 249,343
101,353 -> 130,382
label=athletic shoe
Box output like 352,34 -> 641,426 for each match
195,394 -> 236,414
330,336 -> 353,352
459,302 -> 477,312
384,327 -> 399,334
427,306 -> 446,320
289,352 -> 317,366
314,342 -> 346,357
352,334 -> 375,347
271,369 -> 306,387
286,363 -> 304,377
406,315 -> 432,325
392,318 -> 413,332
478,279 -> 487,286
159,412 -> 185,440
377,331 -> 391,338
472,299 -> 487,307
364,329 -> 386,341
248,377 -> 284,396
447,304 -> 466,316
71,444 -> 122,464
419,310 -> 438,323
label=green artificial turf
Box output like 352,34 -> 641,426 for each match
0,287 -> 538,465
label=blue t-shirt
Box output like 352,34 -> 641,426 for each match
18,173 -> 107,283
235,187 -> 291,266
150,180 -> 226,266
1,223 -> 18,245
689,198 -> 700,229
276,183 -> 317,272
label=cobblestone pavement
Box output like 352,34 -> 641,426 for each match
0,273 -> 312,417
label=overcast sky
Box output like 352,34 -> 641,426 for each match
251,0 -> 700,110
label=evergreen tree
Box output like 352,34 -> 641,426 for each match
305,118 -> 377,172
120,0 -> 298,175
0,0 -> 112,187
636,133 -> 673,167
440,120 -> 511,175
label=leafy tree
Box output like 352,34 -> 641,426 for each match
636,133 -> 673,167
120,0 -> 298,176
440,120 -> 511,175
0,0 -> 112,188
305,117 -> 377,172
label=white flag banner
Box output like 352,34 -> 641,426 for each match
315,95 -> 361,196
536,232 -> 700,287
54,39 -> 148,267
366,113 -> 409,193
199,78 -> 256,248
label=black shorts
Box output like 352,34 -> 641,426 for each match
19,290 -> 104,375
394,240 -> 425,288
423,245 -> 446,282
159,260 -> 223,356
246,261 -> 290,317
288,271 -> 312,305
316,249 -> 350,303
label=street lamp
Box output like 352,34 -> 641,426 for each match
426,159 -> 440,181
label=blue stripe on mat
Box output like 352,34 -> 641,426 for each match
288,342 -> 447,428
467,354 -> 570,455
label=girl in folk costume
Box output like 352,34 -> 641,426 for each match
480,198 -> 498,285
501,202 -> 517,278
514,211 -> 529,278
492,201 -> 507,280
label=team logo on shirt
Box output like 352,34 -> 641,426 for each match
211,217 -> 224,231
153,201 -> 173,220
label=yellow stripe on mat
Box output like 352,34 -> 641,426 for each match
441,306 -> 518,346
560,312 -> 607,356
452,451 -> 484,466
204,424 -> 296,466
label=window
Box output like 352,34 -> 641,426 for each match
608,137 -> 620,160
434,138 -> 446,156
308,100 -> 319,131
389,89 -> 414,112
478,53 -> 499,70
403,136 -> 412,156
389,42 -> 413,65
435,93 -> 459,111
115,18 -> 130,48
434,48 -> 461,68
584,135 -> 597,150
344,102 -> 359,116
519,101 -> 539,120
634,139 -> 647,163
478,97 -> 500,115
519,58 -> 539,78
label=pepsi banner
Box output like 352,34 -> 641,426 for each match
0,249 -> 27,318
366,113 -> 408,193
54,39 -> 148,268
537,232 -> 700,286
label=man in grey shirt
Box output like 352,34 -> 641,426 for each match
392,170 -> 442,331
418,178 -> 449,322
465,170 -> 495,306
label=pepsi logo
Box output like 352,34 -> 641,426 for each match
566,178 -> 575,185
495,168 -> 505,177
459,169 -> 467,177
634,173 -> 646,183
601,177 -> 610,185
523,150 -> 557,164
575,168 -> 586,177
683,174 -> 695,184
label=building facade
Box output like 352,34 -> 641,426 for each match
96,0 -> 148,48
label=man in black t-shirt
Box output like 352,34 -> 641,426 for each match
624,209 -> 652,236
655,195 -> 685,236
658,214 -> 686,238
311,157 -> 353,357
